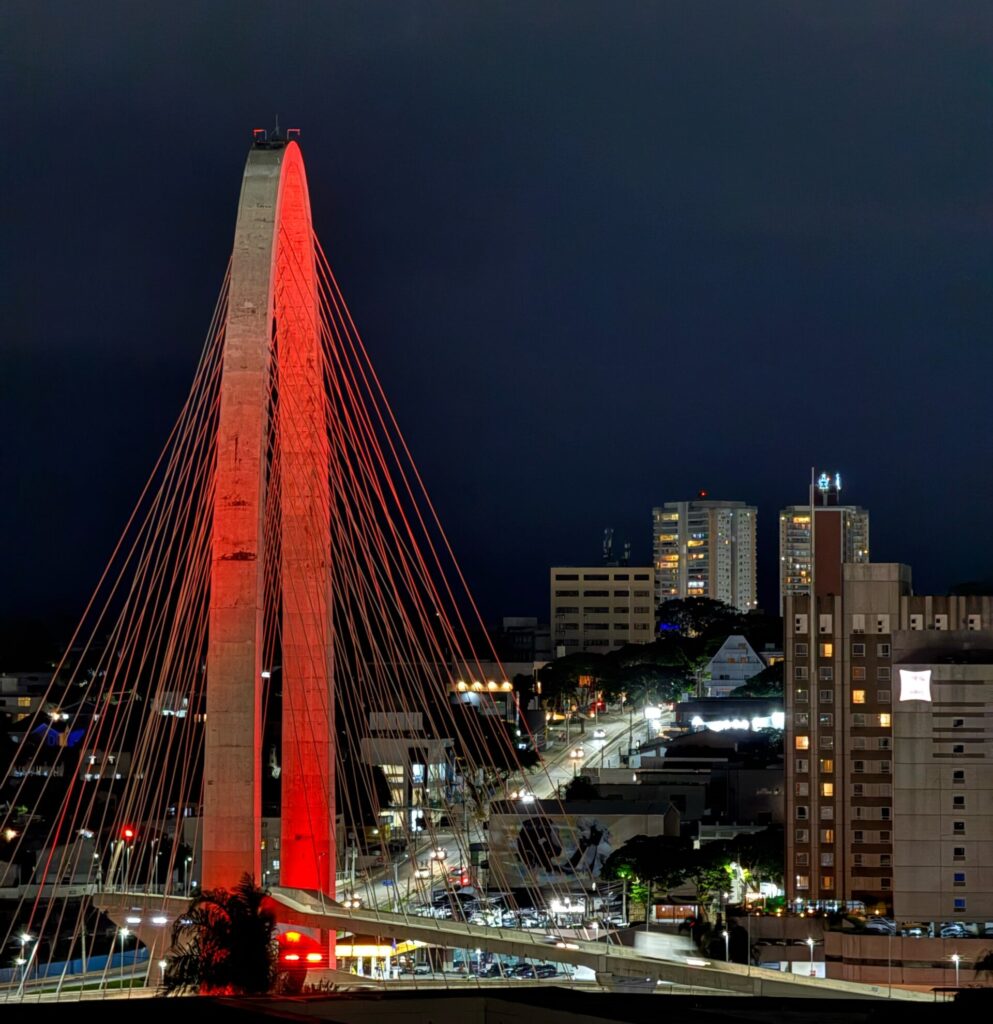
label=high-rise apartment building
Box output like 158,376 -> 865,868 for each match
652,499 -> 757,613
779,472 -> 869,613
784,562 -> 993,917
550,567 -> 655,655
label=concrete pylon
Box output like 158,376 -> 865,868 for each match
203,140 -> 333,896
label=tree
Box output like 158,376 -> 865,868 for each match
564,775 -> 598,800
657,598 -> 741,638
730,661 -> 783,698
728,827 -> 784,891
537,653 -> 614,707
602,834 -> 736,922
163,874 -> 278,995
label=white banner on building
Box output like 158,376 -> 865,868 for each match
899,669 -> 932,702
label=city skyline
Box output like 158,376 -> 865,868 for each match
6,5 -> 993,628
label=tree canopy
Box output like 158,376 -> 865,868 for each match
163,874 -> 278,995
537,598 -> 782,709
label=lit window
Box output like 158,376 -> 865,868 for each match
796,874 -> 810,890
879,713 -> 891,728
819,643 -> 833,658
821,875 -> 834,889
795,736 -> 809,750
853,690 -> 866,704
820,759 -> 833,774
954,897 -> 966,911
822,782 -> 834,797
821,829 -> 834,843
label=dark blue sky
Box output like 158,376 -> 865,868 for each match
4,3 -> 993,627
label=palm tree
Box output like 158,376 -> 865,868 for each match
163,873 -> 278,995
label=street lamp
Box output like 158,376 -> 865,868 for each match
17,932 -> 33,992
569,747 -> 584,777
119,927 -> 130,987
806,937 -> 815,977
722,929 -> 729,962
158,959 -> 168,987
952,953 -> 961,988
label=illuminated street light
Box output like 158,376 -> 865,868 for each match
952,953 -> 961,988
806,936 -> 815,977
722,929 -> 729,962
119,927 -> 130,987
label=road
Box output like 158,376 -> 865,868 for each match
355,706 -> 672,913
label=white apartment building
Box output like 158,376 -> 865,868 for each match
652,499 -> 757,613
550,567 -> 655,655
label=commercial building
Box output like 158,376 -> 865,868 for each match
550,567 -> 655,655
784,561 -> 993,919
779,471 -> 869,613
652,499 -> 757,613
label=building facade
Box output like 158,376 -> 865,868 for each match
550,566 -> 655,655
892,633 -> 993,923
779,472 -> 869,613
652,499 -> 757,613
703,635 -> 767,697
785,562 -> 993,917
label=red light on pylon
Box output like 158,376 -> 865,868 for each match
121,826 -> 135,841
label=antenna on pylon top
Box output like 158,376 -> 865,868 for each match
251,121 -> 300,149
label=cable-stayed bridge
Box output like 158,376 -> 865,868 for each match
0,133 -> 918,1003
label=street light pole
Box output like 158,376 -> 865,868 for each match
806,937 -> 815,977
120,927 -> 129,988
722,929 -> 729,962
16,932 -> 32,996
952,953 -> 961,989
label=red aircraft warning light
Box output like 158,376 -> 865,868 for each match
121,826 -> 136,841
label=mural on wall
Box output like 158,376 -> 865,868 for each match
514,815 -> 613,883
487,807 -> 674,888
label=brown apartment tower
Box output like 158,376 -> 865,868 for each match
785,558 -> 993,916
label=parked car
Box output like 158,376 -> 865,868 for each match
863,916 -> 895,934
939,923 -> 969,938
534,964 -> 558,978
511,963 -> 537,979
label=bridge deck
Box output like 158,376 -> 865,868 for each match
93,889 -> 930,1002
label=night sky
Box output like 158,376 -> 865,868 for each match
4,3 -> 993,637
